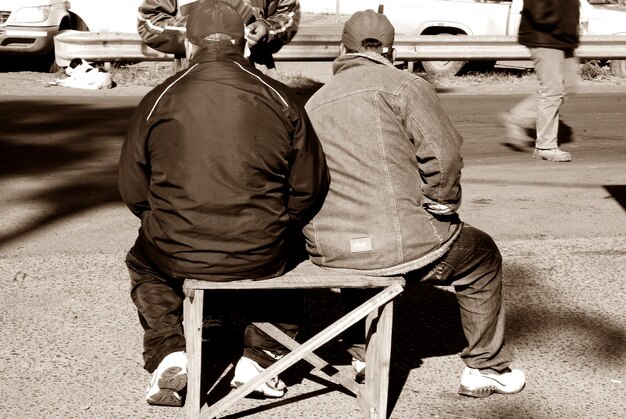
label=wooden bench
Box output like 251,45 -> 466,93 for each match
182,260 -> 405,418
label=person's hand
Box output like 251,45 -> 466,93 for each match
245,20 -> 269,47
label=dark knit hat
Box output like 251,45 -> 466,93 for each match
185,0 -> 245,46
342,9 -> 395,52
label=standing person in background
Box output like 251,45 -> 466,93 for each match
119,0 -> 328,407
137,0 -> 300,72
501,0 -> 580,162
304,9 -> 525,398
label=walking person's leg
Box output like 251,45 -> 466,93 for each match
563,49 -> 580,99
531,47 -> 572,161
503,93 -> 537,141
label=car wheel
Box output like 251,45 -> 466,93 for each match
419,32 -> 468,77
421,59 -> 467,77
610,59 -> 626,78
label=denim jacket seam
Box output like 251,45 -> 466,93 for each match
375,94 -> 404,264
398,84 -> 447,203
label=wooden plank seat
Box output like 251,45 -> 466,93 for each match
182,259 -> 405,418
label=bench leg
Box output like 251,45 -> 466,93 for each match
202,283 -> 403,419
360,300 -> 394,419
184,289 -> 204,419
254,322 -> 360,395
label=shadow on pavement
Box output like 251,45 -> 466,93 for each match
197,284 -> 465,417
0,98 -> 135,247
604,185 -> 626,211
505,260 -> 625,365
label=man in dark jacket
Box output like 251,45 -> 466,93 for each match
119,0 -> 328,407
305,9 -> 525,399
137,0 -> 300,70
501,0 -> 580,162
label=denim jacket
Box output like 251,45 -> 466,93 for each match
304,53 -> 463,275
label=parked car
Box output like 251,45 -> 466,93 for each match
0,0 -> 139,71
381,0 -> 626,77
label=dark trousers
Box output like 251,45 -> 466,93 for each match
344,224 -> 512,372
125,241 -> 301,373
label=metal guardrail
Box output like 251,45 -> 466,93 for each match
54,30 -> 626,67
276,34 -> 626,61
54,30 -> 175,67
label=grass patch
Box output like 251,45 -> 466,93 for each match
107,62 -> 173,87
93,59 -> 621,91
579,60 -> 614,81
422,65 -> 536,88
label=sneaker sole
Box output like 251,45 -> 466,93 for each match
458,382 -> 525,398
532,153 -> 571,162
147,367 -> 187,407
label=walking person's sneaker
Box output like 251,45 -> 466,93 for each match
351,357 -> 366,383
230,356 -> 287,398
458,367 -> 525,398
499,112 -> 528,142
146,351 -> 188,407
532,147 -> 571,162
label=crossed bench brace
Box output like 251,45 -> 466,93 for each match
182,259 -> 405,418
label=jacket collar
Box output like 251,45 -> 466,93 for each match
189,43 -> 250,66
332,52 -> 395,76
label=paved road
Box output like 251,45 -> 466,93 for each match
0,87 -> 624,418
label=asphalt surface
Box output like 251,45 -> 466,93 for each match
0,71 -> 624,419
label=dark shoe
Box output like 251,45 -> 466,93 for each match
202,315 -> 229,344
458,367 -> 525,398
532,147 -> 571,162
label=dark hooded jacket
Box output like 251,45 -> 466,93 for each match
518,0 -> 580,49
118,43 -> 329,281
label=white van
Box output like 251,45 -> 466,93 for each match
380,0 -> 626,76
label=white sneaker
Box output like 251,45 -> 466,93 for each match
230,356 -> 287,398
458,367 -> 525,398
146,351 -> 188,406
532,147 -> 572,162
351,358 -> 366,383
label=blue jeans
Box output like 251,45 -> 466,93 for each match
344,224 -> 512,372
509,47 -> 579,149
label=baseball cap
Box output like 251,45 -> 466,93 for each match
185,0 -> 246,46
342,9 -> 395,52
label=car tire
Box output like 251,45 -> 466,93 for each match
421,59 -> 467,77
419,32 -> 468,77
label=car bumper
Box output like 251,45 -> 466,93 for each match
0,25 -> 58,55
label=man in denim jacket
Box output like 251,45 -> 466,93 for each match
304,9 -> 525,398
